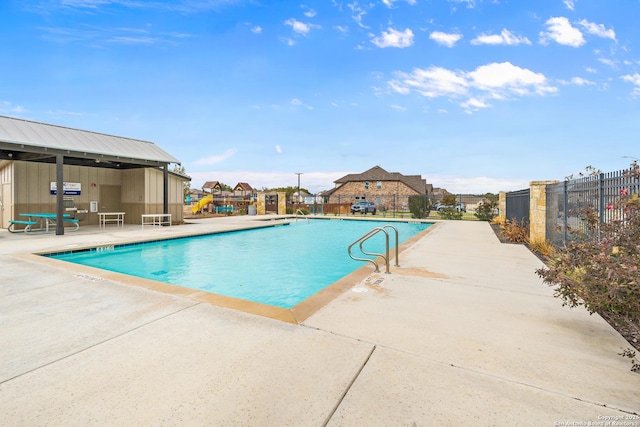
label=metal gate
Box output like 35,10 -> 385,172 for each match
505,188 -> 530,224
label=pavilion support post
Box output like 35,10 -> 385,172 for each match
56,154 -> 65,235
163,164 -> 169,217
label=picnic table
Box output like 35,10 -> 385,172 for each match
8,213 -> 79,233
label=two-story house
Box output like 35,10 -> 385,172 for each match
323,166 -> 433,211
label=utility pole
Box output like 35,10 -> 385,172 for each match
295,172 -> 303,213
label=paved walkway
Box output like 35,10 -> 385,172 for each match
0,217 -> 638,426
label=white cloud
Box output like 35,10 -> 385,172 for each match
193,149 -> 237,166
577,19 -> 616,41
429,31 -> 463,47
388,80 -> 411,95
275,145 -> 282,154
563,0 -> 576,11
468,62 -> 556,96
371,27 -> 414,48
284,18 -> 319,36
250,26 -> 262,34
560,77 -> 595,86
335,25 -> 348,33
460,97 -> 489,113
291,98 -> 314,110
622,74 -> 640,84
47,109 -> 84,116
621,73 -> 640,95
471,29 -> 531,46
44,0 -> 244,13
1,101 -> 26,114
348,3 -> 369,29
390,104 -> 407,111
40,24 -> 193,47
539,17 -> 585,47
598,58 -> 616,67
391,66 -> 469,98
382,0 -> 417,7
303,8 -> 317,18
388,62 -> 557,111
280,37 -> 296,46
447,0 -> 477,9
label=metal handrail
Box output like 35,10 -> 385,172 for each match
348,225 -> 399,273
295,209 -> 306,216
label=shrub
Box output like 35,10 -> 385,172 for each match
475,200 -> 498,221
438,209 -> 463,220
492,216 -> 506,225
500,218 -> 529,243
536,161 -> 640,370
408,195 -> 431,219
437,194 -> 463,220
528,238 -> 556,259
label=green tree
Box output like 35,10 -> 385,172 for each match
483,192 -> 499,202
267,186 -> 311,196
438,194 -> 463,220
408,195 -> 431,219
171,164 -> 190,202
219,183 -> 233,192
475,199 -> 498,221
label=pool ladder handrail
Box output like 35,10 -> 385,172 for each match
294,209 -> 309,222
348,225 -> 399,274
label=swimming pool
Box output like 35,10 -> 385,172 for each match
47,219 -> 432,310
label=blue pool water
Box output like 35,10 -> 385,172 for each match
48,219 -> 432,308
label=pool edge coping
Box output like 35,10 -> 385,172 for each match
15,219 -> 441,325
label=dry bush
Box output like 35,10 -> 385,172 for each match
491,216 -> 506,225
500,219 -> 529,243
529,238 -> 556,259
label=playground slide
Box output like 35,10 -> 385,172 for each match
192,194 -> 213,214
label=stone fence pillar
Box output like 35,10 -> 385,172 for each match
277,191 -> 286,215
498,191 -> 506,222
529,180 -> 559,243
256,192 -> 266,215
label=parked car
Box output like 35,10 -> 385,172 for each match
434,202 -> 466,212
350,201 -> 377,215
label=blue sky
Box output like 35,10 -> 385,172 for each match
1,0 -> 639,193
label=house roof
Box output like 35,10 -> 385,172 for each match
0,115 -> 179,169
331,165 -> 430,195
202,181 -> 222,190
234,182 -> 254,192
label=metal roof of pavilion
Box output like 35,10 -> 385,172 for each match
0,115 -> 180,168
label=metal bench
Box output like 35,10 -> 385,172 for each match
7,219 -> 38,233
63,218 -> 80,231
7,217 -> 79,233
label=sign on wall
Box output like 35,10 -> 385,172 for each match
50,182 -> 82,196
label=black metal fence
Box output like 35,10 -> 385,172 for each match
297,193 -> 493,217
545,169 -> 640,246
505,189 -> 530,225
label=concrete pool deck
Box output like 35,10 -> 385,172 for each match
0,216 -> 638,425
